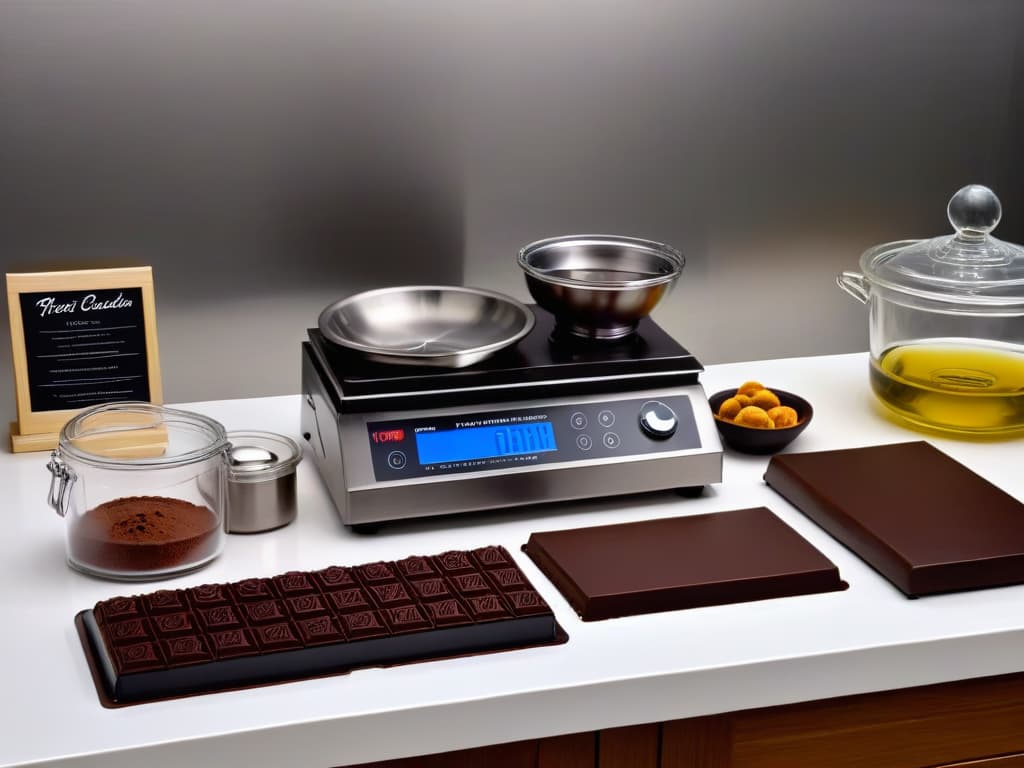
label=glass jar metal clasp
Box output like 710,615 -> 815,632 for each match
46,451 -> 76,518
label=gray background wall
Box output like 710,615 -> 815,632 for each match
2,0 -> 1022,422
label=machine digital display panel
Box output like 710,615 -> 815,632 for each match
415,422 -> 557,465
366,395 -> 702,481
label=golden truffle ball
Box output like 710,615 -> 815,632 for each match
736,381 -> 764,397
750,388 -> 781,410
734,406 -> 775,429
767,405 -> 799,428
717,397 -> 743,420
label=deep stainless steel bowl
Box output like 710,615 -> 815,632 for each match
518,234 -> 684,339
317,285 -> 535,368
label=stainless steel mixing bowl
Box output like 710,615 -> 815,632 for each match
317,285 -> 535,368
518,234 -> 684,339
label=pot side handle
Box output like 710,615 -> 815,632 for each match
837,271 -> 870,304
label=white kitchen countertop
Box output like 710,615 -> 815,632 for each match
4,351 -> 1024,768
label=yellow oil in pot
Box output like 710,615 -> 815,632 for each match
870,340 -> 1024,434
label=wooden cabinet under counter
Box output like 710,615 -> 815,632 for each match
350,672 -> 1024,768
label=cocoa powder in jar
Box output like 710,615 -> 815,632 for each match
69,496 -> 221,574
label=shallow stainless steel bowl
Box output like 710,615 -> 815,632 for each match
518,234 -> 684,339
318,286 -> 535,368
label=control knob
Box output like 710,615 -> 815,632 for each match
639,400 -> 677,439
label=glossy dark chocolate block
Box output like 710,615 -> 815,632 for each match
765,441 -> 1024,596
523,508 -> 846,621
79,546 -> 557,704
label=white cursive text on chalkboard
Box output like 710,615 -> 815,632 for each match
35,293 -> 134,317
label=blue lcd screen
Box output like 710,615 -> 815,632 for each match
415,422 -> 558,465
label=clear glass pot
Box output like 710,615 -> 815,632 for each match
47,402 -> 229,580
838,185 -> 1024,434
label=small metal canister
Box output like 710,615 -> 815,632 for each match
225,431 -> 302,533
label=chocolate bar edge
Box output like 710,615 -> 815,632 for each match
909,555 -> 1024,596
82,607 -> 558,703
81,610 -> 118,701
764,452 -> 917,595
521,537 -> 589,620
589,569 -> 847,622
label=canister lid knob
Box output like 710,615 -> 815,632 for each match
230,445 -> 278,469
948,184 -> 1001,241
226,431 -> 302,482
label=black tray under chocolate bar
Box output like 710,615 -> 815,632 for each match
77,546 -> 564,706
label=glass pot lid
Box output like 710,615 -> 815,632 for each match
861,185 -> 1024,306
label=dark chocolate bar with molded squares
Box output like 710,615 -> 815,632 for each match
77,546 -> 560,705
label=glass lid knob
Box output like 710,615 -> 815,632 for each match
948,184 -> 1001,242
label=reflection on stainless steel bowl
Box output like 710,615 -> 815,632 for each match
318,285 -> 535,368
518,234 -> 684,340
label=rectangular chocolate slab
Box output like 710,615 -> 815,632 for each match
764,441 -> 1024,597
522,508 -> 846,621
78,546 -> 561,705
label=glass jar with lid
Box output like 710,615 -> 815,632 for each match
47,402 -> 229,580
838,185 -> 1024,434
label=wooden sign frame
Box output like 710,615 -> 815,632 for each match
6,267 -> 163,452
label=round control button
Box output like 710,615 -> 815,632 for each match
598,410 -> 615,427
387,451 -> 407,469
570,412 -> 588,430
602,432 -> 621,449
639,400 -> 678,439
576,434 -> 593,451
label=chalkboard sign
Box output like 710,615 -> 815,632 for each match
6,267 -> 163,452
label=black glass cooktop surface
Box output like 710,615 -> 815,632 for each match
307,306 -> 702,399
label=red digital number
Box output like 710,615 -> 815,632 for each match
372,429 -> 405,444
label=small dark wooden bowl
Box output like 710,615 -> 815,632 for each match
709,388 -> 813,455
